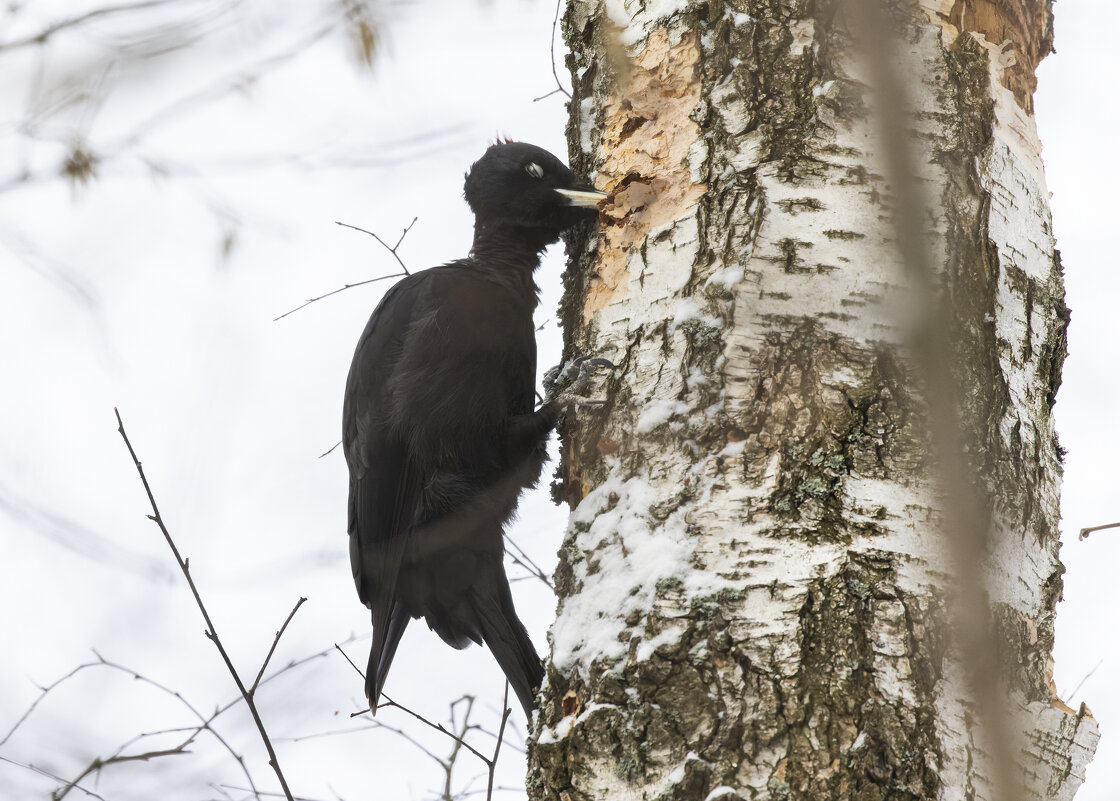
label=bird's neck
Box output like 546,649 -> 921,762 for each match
469,221 -> 555,272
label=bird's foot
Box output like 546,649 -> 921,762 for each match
543,356 -> 616,412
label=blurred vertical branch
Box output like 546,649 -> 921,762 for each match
852,0 -> 1016,797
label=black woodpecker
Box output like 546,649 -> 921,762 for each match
343,141 -> 605,717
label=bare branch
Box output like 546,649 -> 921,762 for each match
334,641 -> 496,769
502,532 -> 553,589
2,650 -> 265,799
485,684 -> 512,801
333,642 -> 364,678
114,408 -> 298,801
0,11 -> 349,199
375,695 -> 492,767
0,0 -> 178,52
1,658 -> 97,747
532,88 -> 566,103
337,217 -> 416,275
1079,521 -> 1120,540
210,784 -> 238,801
55,747 -> 191,801
540,0 -> 571,101
67,635 -> 368,797
251,597 -> 309,694
1064,658 -> 1104,702
216,786 -> 336,801
458,787 -> 530,798
0,755 -> 108,801
440,696 -> 476,800
273,274 -> 405,321
272,218 -> 416,321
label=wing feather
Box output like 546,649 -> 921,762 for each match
343,272 -> 433,710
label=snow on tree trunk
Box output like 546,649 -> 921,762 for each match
527,1 -> 1098,800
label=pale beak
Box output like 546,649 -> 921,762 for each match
554,188 -> 608,208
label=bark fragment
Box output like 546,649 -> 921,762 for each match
585,27 -> 707,323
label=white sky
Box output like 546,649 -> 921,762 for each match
0,0 -> 1115,799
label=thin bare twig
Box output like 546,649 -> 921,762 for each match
272,217 -> 416,321
114,408 -> 299,801
440,696 -> 477,800
1079,521 -> 1120,540
215,632 -> 364,724
486,684 -> 512,801
537,0 -> 571,102
55,634 -> 368,797
1,652 -> 254,798
1,659 -> 97,747
333,630 -> 515,800
210,783 -> 237,801
333,641 -> 364,677
532,88 -> 566,103
334,643 -> 492,765
39,651 -> 261,800
458,787 -> 530,798
377,695 -> 492,768
0,0 -> 177,52
251,597 -> 308,693
55,747 -> 191,800
1064,658 -> 1104,702
502,532 -> 553,589
273,274 -> 404,321
215,786 -> 334,801
339,217 -> 417,276
0,755 -> 108,801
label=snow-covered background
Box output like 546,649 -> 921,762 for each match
0,0 -> 1115,799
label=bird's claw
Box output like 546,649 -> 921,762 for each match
543,356 -> 616,411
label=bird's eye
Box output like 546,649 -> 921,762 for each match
525,162 -> 544,179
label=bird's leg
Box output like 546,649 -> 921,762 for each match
504,357 -> 615,465
542,356 -> 615,413
504,406 -> 561,464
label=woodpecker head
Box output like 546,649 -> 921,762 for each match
463,141 -> 605,241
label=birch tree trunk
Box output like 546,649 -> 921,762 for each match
528,1 -> 1099,799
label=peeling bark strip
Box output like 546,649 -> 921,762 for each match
531,1 -> 1096,801
584,27 -> 706,321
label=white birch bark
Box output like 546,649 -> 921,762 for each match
528,1 -> 1098,800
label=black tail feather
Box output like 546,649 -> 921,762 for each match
473,563 -> 544,717
367,600 -> 410,713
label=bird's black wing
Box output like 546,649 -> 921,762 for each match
343,271 -> 434,706
345,263 -> 547,714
